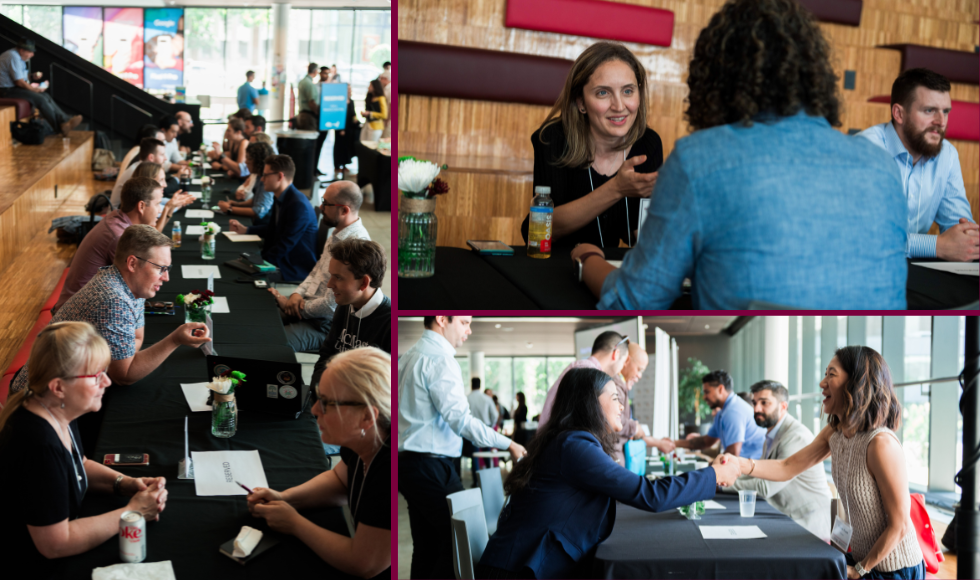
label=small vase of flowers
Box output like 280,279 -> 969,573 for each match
207,370 -> 246,438
398,157 -> 450,278
200,221 -> 220,260
177,290 -> 215,324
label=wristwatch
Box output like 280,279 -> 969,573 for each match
853,561 -> 869,577
574,252 -> 604,283
113,474 -> 125,496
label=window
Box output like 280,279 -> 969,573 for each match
26,6 -> 62,44
902,317 -> 931,488
866,316 -> 882,353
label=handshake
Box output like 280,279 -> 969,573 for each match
710,453 -> 744,487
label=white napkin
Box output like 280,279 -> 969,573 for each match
232,526 -> 264,558
92,561 -> 176,580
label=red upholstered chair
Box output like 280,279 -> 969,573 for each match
0,373 -> 13,408
0,98 -> 34,120
5,310 -> 53,377
41,268 -> 70,312
867,96 -> 979,142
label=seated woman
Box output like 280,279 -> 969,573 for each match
215,117 -> 250,177
477,368 -> 741,579
0,322 -> 168,578
521,42 -> 662,250
132,162 -> 194,233
734,346 -> 924,579
217,142 -> 276,226
247,347 -> 391,579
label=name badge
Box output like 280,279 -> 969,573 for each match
830,516 -> 853,553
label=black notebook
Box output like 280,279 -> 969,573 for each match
218,533 -> 280,565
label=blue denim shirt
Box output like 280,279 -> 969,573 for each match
858,121 -> 974,258
598,111 -> 908,310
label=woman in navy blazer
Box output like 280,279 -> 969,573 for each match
477,368 -> 743,579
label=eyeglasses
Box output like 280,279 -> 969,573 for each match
135,256 -> 171,275
68,368 -> 108,383
317,398 -> 366,409
616,336 -> 630,348
321,200 -> 348,209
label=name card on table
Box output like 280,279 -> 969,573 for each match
180,383 -> 212,412
182,265 -> 221,279
223,232 -> 263,243
185,225 -> 205,236
191,450 -> 269,496
185,209 -> 215,219
211,296 -> 230,314
699,526 -> 767,539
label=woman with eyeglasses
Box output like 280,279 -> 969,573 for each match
0,322 -> 168,579
478,368 -> 742,579
247,347 -> 391,579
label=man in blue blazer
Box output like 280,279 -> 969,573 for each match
229,154 -> 318,281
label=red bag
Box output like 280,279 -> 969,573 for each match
909,493 -> 944,574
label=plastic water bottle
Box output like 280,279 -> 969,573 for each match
526,186 -> 554,259
172,221 -> 182,248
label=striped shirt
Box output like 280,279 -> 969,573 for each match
858,121 -> 974,258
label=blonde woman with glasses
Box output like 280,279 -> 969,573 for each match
247,346 -> 391,579
0,322 -> 168,578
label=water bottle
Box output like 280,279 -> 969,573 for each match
172,221 -> 182,248
526,186 -> 554,259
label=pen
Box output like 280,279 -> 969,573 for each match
236,480 -> 254,494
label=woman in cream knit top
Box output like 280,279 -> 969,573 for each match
725,346 -> 924,579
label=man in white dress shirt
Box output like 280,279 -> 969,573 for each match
398,316 -> 527,580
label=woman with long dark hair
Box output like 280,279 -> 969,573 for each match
512,392 -> 529,447
477,368 -> 740,579
736,346 -> 924,579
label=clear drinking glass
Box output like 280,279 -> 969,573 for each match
738,489 -> 757,517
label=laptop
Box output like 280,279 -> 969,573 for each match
205,355 -> 310,419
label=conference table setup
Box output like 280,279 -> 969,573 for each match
58,175 -> 357,579
398,245 -> 978,310
593,493 -> 846,579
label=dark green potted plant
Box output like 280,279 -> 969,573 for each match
678,357 -> 712,431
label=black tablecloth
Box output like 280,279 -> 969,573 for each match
593,494 -> 845,579
398,246 -> 977,310
355,141 -> 391,212
59,175 -> 357,580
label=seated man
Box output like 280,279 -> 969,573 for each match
719,380 -> 831,542
572,0 -> 907,309
158,115 -> 190,175
11,224 -> 212,450
56,177 -> 165,310
672,370 -> 766,459
228,154 -> 318,281
175,110 -> 194,155
0,38 -> 81,136
267,181 -> 371,352
111,137 -> 167,208
615,343 -> 674,465
310,238 -> 390,388
859,68 -> 979,262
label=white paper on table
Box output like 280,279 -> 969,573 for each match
608,260 -> 623,269
187,190 -> 202,199
223,232 -> 263,242
184,225 -> 206,236
912,261 -> 979,276
92,560 -> 177,580
703,500 -> 726,509
191,178 -> 202,185
180,383 -> 212,412
211,296 -> 230,314
185,209 -> 215,219
699,525 -> 767,539
191,450 -> 269,496
181,265 -> 222,279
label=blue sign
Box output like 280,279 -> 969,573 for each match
319,83 -> 348,131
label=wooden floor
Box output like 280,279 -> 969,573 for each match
0,169 -> 99,376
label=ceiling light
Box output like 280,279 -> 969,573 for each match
526,342 -> 533,348
705,324 -> 710,329
495,324 -> 501,328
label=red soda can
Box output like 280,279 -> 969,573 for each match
119,510 -> 146,563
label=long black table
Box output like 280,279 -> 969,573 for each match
355,141 -> 391,212
60,175 -> 357,579
593,493 -> 845,579
398,245 -> 977,310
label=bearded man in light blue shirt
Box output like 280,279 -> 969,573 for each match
858,68 -> 979,262
398,316 -> 527,580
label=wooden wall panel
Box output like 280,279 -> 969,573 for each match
399,0 -> 980,248
0,107 -> 13,152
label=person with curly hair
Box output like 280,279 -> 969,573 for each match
520,41 -> 662,250
858,68 -> 979,262
571,0 -> 908,310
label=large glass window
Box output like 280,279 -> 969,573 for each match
903,317 -> 932,488
866,317 -> 882,353
26,6 -> 62,44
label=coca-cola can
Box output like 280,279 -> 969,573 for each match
119,510 -> 146,563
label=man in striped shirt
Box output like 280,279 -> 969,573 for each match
858,68 -> 978,261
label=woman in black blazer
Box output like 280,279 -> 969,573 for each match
477,368 -> 742,579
